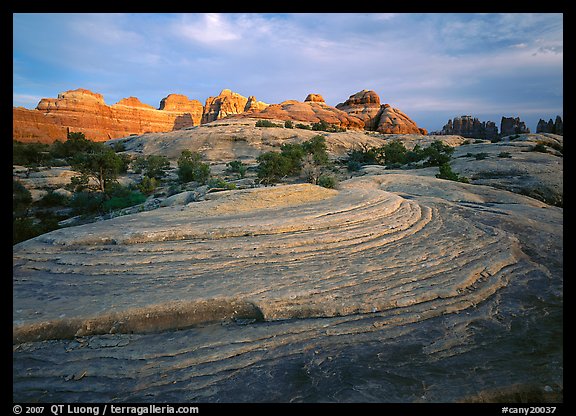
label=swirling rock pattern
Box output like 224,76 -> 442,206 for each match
13,176 -> 562,402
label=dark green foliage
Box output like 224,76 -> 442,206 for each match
13,180 -> 32,216
317,174 -> 338,189
473,152 -> 489,160
177,150 -> 210,184
257,136 -> 331,184
295,123 -> 312,130
381,140 -> 408,165
346,140 -> 454,170
498,152 -> 512,158
311,120 -> 346,132
225,160 -> 247,178
207,177 -> 237,190
69,191 -> 106,215
69,146 -> 124,193
255,119 -> 282,128
436,163 -> 469,183
137,176 -> 159,195
490,137 -> 502,143
461,139 -> 471,145
132,155 -> 170,179
256,151 -> 292,184
51,131 -> 99,159
13,141 -> 52,166
102,186 -> 146,211
37,191 -> 70,207
302,135 -> 329,165
279,143 -> 306,174
284,120 -> 294,129
13,216 -> 60,245
347,160 -> 363,172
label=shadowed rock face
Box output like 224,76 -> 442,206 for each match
13,172 -> 562,402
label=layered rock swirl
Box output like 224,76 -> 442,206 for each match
14,178 -> 535,343
12,174 -> 562,402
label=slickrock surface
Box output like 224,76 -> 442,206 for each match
13,172 -> 562,402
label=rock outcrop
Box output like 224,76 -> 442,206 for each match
335,90 -> 382,130
13,88 -> 428,143
376,104 -> 428,135
501,116 -> 530,136
244,96 -> 269,113
335,90 -> 426,134
304,93 -> 325,103
440,115 -> 498,140
158,94 -> 204,126
236,98 -> 365,130
201,89 -> 250,124
537,116 -> 563,135
13,88 -> 203,143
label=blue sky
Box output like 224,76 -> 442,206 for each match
13,13 -> 563,132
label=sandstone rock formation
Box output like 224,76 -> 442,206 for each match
335,90 -> 427,134
537,116 -> 563,135
14,88 -> 428,143
158,94 -> 204,126
13,171 -> 562,402
304,93 -> 325,103
500,116 -> 530,136
376,104 -> 428,135
244,95 -> 269,113
441,115 -> 498,140
201,89 -> 250,124
335,90 -> 382,130
236,98 -> 365,130
13,88 -> 203,143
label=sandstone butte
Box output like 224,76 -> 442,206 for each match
13,88 -> 204,143
13,87 -> 427,143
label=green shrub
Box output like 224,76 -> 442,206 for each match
311,120 -> 346,132
302,135 -> 329,165
70,191 -> 106,215
347,160 -> 363,172
102,191 -> 146,211
131,155 -> 169,179
422,140 -> 454,166
490,137 -> 502,143
436,163 -> 469,183
284,120 -> 294,129
177,150 -> 210,184
13,180 -> 32,215
317,174 -> 338,189
226,160 -> 247,178
137,176 -> 159,195
255,119 -> 281,128
295,123 -> 312,130
37,191 -> 70,207
256,151 -> 292,184
498,152 -> 512,158
474,152 -> 489,160
13,141 -> 53,166
207,177 -> 237,190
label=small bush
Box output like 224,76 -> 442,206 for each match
226,160 -> 247,178
317,174 -> 338,189
13,180 -> 32,215
284,120 -> 294,129
255,119 -> 282,128
295,123 -> 312,130
137,176 -> 159,195
490,137 -> 502,143
177,150 -> 210,184
347,160 -> 363,172
436,163 -> 469,183
498,152 -> 512,158
207,177 -> 237,190
461,139 -> 471,145
37,191 -> 70,207
112,141 -> 126,152
474,152 -> 489,160
70,191 -> 106,215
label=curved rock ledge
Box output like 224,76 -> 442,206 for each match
14,178 -> 534,343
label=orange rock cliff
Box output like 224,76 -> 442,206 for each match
13,88 -> 426,143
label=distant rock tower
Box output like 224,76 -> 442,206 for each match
500,116 -> 530,136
